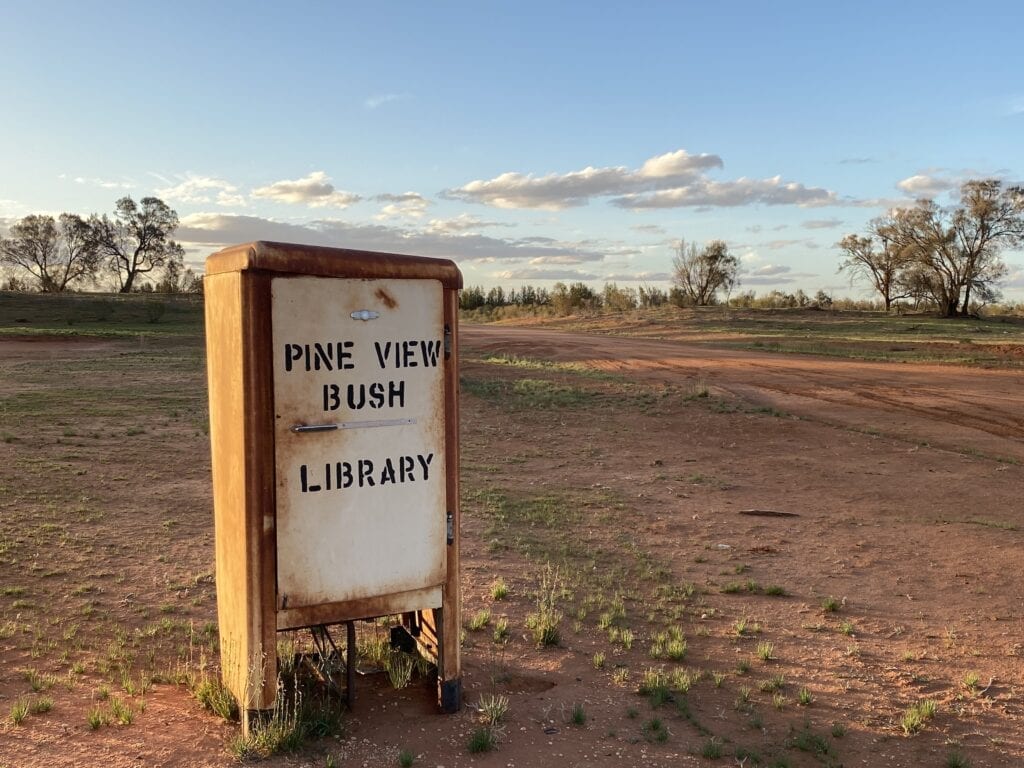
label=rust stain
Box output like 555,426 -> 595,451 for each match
375,287 -> 398,309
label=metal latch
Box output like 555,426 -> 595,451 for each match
444,325 -> 452,360
446,511 -> 454,545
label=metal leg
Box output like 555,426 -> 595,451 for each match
346,621 -> 356,708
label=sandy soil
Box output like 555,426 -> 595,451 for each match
1,325 -> 1021,768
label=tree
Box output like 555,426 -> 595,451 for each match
671,239 -> 739,306
836,225 -> 913,311
951,180 -> 1022,312
865,181 -> 1023,317
0,213 -> 99,292
89,196 -> 185,293
154,259 -> 202,293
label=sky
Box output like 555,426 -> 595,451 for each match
2,1 -> 1022,299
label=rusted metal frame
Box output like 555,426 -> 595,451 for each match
242,272 -> 279,729
205,272 -> 253,720
437,285 -> 462,712
206,241 -> 463,290
276,584 -> 442,631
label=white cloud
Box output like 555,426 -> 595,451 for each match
373,192 -> 429,221
759,238 -> 820,250
630,223 -> 667,235
426,213 -> 510,235
365,93 -> 407,110
252,171 -> 360,208
155,174 -> 245,207
494,268 -> 599,281
802,218 -> 843,230
176,212 -> 605,264
444,149 -> 725,210
527,254 -> 601,266
603,271 -> 672,282
1003,265 -> 1024,288
638,149 -> 723,178
612,176 -> 837,209
747,264 -> 792,277
896,173 -> 958,199
70,175 -> 134,190
0,200 -> 29,219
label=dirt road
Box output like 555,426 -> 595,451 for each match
462,324 -> 1024,463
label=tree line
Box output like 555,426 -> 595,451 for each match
0,196 -> 199,294
838,179 -> 1023,316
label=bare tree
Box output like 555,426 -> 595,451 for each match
952,180 -> 1022,312
89,196 -> 184,293
842,180 -> 1023,317
0,213 -> 99,292
837,218 -> 913,311
672,239 -> 739,306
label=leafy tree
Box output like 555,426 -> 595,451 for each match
671,239 -> 739,306
89,196 -> 184,293
638,284 -> 668,307
154,259 -> 202,293
459,285 -> 486,311
0,213 -> 99,292
550,281 -> 600,315
485,285 -> 506,307
602,282 -> 638,312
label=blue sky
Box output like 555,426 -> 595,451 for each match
2,1 -> 1022,297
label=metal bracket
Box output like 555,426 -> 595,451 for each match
446,511 -> 454,545
351,310 -> 380,321
444,325 -> 452,360
291,418 -> 416,433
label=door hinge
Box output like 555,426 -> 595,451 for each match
443,325 -> 452,360
446,511 -> 454,545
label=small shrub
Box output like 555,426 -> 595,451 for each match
701,737 -> 724,759
193,675 -> 238,720
492,617 -> 510,644
477,693 -> 509,726
467,726 -> 496,753
110,697 -> 133,725
945,751 -> 972,768
901,700 -> 936,735
30,697 -> 53,714
821,596 -> 840,613
570,702 -> 586,726
386,651 -> 416,689
798,687 -> 813,706
467,609 -> 491,631
593,651 -> 606,670
87,706 -> 107,730
756,641 -> 774,661
9,699 -> 29,725
526,609 -> 561,647
490,579 -> 508,601
399,750 -> 415,768
642,717 -> 669,743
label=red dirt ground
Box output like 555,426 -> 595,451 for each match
1,325 -> 1022,767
